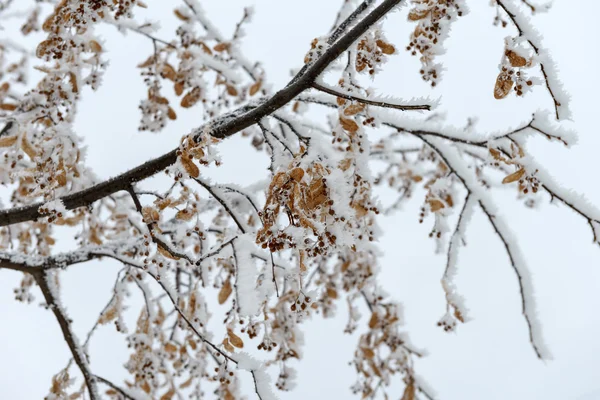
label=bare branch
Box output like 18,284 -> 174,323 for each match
0,0 -> 404,228
34,270 -> 100,399
495,0 -> 563,119
312,82 -> 432,111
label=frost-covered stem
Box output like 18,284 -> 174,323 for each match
94,375 -> 136,400
102,251 -> 239,366
328,0 -> 375,44
542,187 -> 600,245
193,178 -> 247,233
0,257 -> 37,273
75,269 -> 127,369
112,21 -> 177,49
506,137 -> 600,244
312,82 -> 432,111
442,193 -> 473,314
127,186 -> 193,263
34,270 -> 99,400
251,371 -> 265,400
197,236 -> 237,263
520,0 -> 536,12
477,200 -> 545,359
418,134 -> 550,360
0,0 -> 404,228
495,0 -> 563,119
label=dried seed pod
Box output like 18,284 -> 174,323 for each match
502,168 -> 526,184
218,280 -> 232,304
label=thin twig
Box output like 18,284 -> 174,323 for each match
312,82 -> 431,111
94,375 -> 136,400
34,270 -> 99,399
495,0 -> 562,119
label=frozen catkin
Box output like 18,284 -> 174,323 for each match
0,1 -> 591,399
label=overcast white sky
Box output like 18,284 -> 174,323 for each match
1,1 -> 599,399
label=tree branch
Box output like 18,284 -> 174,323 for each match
0,0 -> 404,228
94,375 -> 137,400
312,82 -> 432,111
34,270 -> 100,399
495,0 -> 563,119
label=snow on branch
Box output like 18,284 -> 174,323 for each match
312,81 -> 434,111
494,0 -> 570,120
420,134 -> 551,360
35,270 -> 100,399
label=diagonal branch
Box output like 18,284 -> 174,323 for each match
495,0 -> 564,120
94,375 -> 137,400
127,186 -> 194,263
34,270 -> 100,399
0,0 -> 404,228
312,82 -> 432,111
328,0 -> 376,44
413,132 -> 550,360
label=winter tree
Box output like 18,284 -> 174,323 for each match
0,0 -> 598,399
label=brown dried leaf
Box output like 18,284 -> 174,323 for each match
21,136 -> 37,159
222,338 -> 234,353
181,155 -> 199,178
401,380 -> 416,400
224,389 -> 235,400
137,55 -> 156,68
249,80 -> 262,96
198,41 -> 212,55
489,148 -> 503,161
339,117 -> 359,133
428,199 -> 445,212
179,377 -> 193,389
362,347 -> 375,359
341,260 -> 351,272
56,171 -> 67,187
368,312 -> 378,329
326,287 -> 338,299
506,50 -> 527,68
494,72 -> 514,99
36,40 -> 52,58
161,64 -> 177,81
299,250 -> 307,273
502,168 -> 526,184
175,209 -> 193,221
214,42 -> 230,52
174,81 -> 184,96
68,72 -> 78,93
141,381 -> 151,394
157,245 -> 180,260
42,14 -> 55,32
98,303 -> 117,324
89,40 -> 102,53
408,9 -> 430,21
181,87 -> 201,108
289,167 -> 304,182
142,206 -> 160,223
0,103 -> 17,111
218,280 -> 232,304
160,388 -> 175,400
174,9 -> 189,22
376,39 -> 395,55
167,107 -> 177,120
164,342 -> 178,353
90,227 -> 103,245
343,103 -> 366,116
0,135 -> 18,147
226,85 -> 238,96
227,329 -> 244,348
